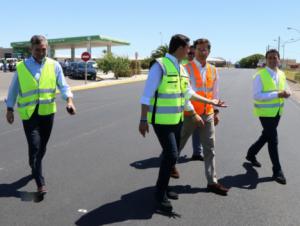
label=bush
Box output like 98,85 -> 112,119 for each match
113,57 -> 131,79
97,53 -> 114,74
140,57 -> 152,69
130,60 -> 141,75
239,54 -> 264,68
97,54 -> 132,79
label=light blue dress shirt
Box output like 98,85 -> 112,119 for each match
6,56 -> 73,109
140,53 -> 195,108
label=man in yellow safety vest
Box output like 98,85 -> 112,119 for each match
5,35 -> 76,195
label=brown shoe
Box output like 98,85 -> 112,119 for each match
37,186 -> 48,195
207,183 -> 228,196
170,166 -> 180,179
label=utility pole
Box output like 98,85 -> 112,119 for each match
277,36 -> 280,53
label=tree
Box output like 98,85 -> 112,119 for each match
239,54 -> 264,68
151,44 -> 169,59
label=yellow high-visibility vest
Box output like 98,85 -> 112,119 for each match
16,58 -> 57,120
253,68 -> 285,117
147,57 -> 189,125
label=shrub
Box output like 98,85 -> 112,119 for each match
113,57 -> 131,79
96,53 -> 114,74
140,58 -> 152,69
130,60 -> 141,75
97,54 -> 132,79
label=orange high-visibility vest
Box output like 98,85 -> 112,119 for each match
184,61 -> 216,115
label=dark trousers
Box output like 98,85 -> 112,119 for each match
152,122 -> 182,201
22,107 -> 54,187
247,113 -> 282,174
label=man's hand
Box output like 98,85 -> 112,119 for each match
278,90 -> 291,98
214,114 -> 219,126
192,114 -> 205,127
211,99 -> 228,107
66,98 -> 76,115
6,110 -> 14,124
139,121 -> 149,137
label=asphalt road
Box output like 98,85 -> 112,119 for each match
1,68 -> 300,226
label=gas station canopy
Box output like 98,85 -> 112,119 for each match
11,35 -> 130,59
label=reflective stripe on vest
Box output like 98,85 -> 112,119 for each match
185,61 -> 216,115
19,88 -> 56,98
16,58 -> 57,120
253,68 -> 286,117
147,57 -> 189,125
17,98 -> 56,108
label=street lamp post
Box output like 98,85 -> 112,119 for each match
287,27 -> 300,33
282,38 -> 294,62
273,36 -> 281,53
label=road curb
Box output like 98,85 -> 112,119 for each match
69,76 -> 147,92
0,76 -> 147,102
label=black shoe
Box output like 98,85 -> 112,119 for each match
273,172 -> 287,185
167,189 -> 178,200
190,154 -> 204,161
246,155 -> 261,167
156,197 -> 173,213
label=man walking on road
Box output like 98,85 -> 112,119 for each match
246,49 -> 290,185
176,38 -> 228,196
5,35 -> 76,194
139,34 -> 226,213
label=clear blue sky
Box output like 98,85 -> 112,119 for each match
1,0 -> 300,62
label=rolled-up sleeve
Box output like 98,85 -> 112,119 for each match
253,74 -> 278,101
55,62 -> 73,100
140,63 -> 162,105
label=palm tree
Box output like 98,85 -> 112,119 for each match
151,44 -> 169,59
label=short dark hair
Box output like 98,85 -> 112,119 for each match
266,49 -> 280,59
30,35 -> 48,46
193,38 -> 211,51
168,34 -> 190,54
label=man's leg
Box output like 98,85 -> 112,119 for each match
35,113 -> 55,189
199,115 -> 217,184
22,111 -> 41,188
153,123 -> 182,211
169,116 -> 195,178
191,127 -> 204,160
247,117 -> 269,160
200,114 -> 228,195
260,115 -> 283,177
179,116 -> 195,152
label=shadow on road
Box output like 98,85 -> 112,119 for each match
75,185 -> 206,225
0,175 -> 44,202
219,162 -> 273,189
130,155 -> 190,169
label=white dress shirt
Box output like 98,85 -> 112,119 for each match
253,67 -> 290,101
140,53 -> 195,106
185,59 -> 220,111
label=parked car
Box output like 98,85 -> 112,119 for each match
87,60 -> 98,69
1,58 -> 17,71
70,62 -> 97,80
64,62 -> 77,77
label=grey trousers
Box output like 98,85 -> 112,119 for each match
179,114 -> 217,184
